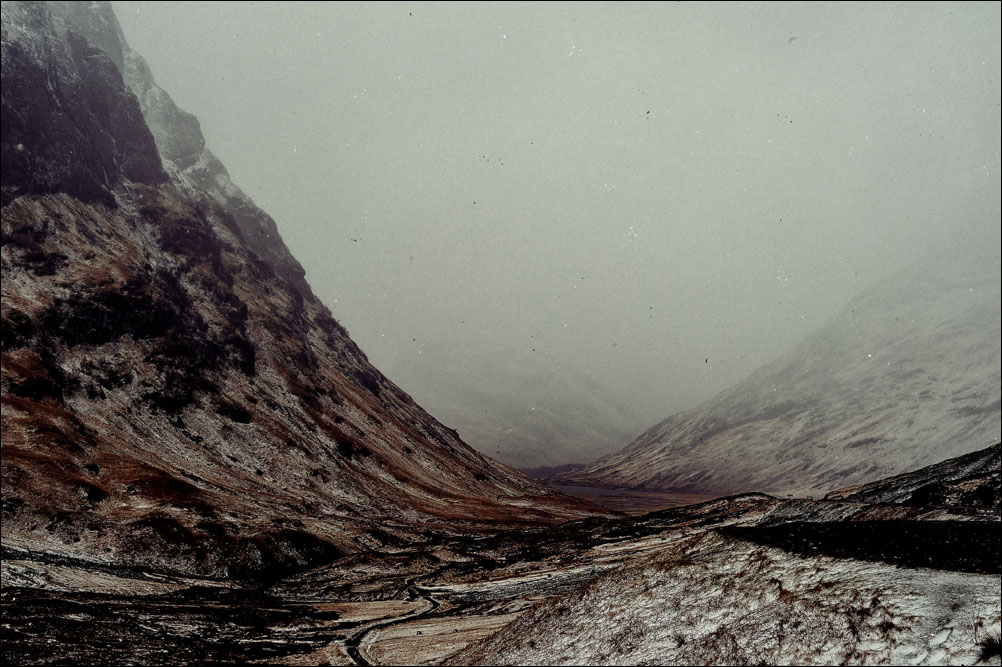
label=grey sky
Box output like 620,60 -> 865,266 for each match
112,1 -> 1001,427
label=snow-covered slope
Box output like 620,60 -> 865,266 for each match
385,340 -> 644,469
555,236 -> 1001,496
1,0 -> 598,580
454,447 -> 1002,666
451,530 -> 1001,666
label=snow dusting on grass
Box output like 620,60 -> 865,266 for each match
453,531 -> 1002,666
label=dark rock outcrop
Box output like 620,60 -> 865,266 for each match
1,2 -> 165,206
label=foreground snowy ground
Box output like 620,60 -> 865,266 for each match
451,531 -> 1001,666
5,492 -> 999,665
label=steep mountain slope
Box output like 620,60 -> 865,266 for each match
555,237 -> 1001,496
1,0 -> 596,580
385,340 -> 644,469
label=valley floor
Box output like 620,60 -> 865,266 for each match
548,484 -> 719,515
2,494 -> 999,666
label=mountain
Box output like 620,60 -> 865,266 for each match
384,340 -> 644,469
553,235 -> 1001,497
0,0 -> 597,581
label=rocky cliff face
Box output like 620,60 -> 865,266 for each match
0,2 -> 164,206
555,236 -> 1001,497
29,1 -> 309,292
1,1 -> 595,580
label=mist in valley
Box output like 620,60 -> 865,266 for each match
4,3 -> 1001,665
111,1 -> 1001,468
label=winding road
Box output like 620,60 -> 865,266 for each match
345,577 -> 442,666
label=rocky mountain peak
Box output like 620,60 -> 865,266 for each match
1,1 -> 166,206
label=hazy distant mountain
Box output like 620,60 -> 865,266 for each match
385,340 -> 644,469
1,0 -> 596,580
554,235 -> 1000,496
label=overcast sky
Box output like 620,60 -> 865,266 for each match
112,1 -> 1001,426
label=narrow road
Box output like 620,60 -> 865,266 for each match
345,577 -> 442,666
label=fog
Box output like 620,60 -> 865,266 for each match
112,2 -> 1001,465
